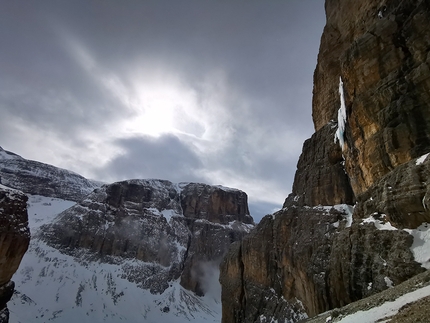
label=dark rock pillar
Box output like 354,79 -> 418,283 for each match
0,187 -> 30,322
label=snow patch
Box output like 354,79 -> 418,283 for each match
316,204 -> 353,228
361,214 -> 398,231
416,153 -> 429,165
0,183 -> 23,195
404,222 -> 430,269
161,209 -> 177,221
215,185 -> 241,193
26,195 -> 76,231
384,277 -> 394,288
11,239 -> 221,323
335,285 -> 430,323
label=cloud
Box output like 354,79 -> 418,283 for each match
97,135 -> 204,184
0,0 -> 326,219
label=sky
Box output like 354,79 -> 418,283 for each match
0,0 -> 326,222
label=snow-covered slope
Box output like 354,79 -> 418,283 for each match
0,147 -> 101,202
9,194 -> 222,323
1,147 -> 254,322
305,269 -> 430,323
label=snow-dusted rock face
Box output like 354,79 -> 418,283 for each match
38,179 -> 253,296
181,183 -> 252,224
0,147 -> 100,202
0,185 -> 30,322
220,0 -> 430,322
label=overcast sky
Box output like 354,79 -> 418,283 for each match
0,0 -> 325,221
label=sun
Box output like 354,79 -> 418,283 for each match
121,79 -> 204,139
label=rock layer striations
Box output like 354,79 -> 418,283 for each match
220,0 -> 430,322
39,179 -> 253,295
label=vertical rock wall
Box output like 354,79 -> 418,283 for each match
39,180 -> 253,296
220,0 -> 430,322
0,186 -> 30,323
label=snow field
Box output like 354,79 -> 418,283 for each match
9,194 -> 222,323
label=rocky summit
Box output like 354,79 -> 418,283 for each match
220,0 -> 430,322
39,179 -> 253,296
0,146 -> 100,202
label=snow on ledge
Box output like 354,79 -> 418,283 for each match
335,284 -> 430,323
404,223 -> 430,269
0,184 -> 24,197
360,214 -> 398,231
361,217 -> 430,269
313,204 -> 354,228
416,152 -> 429,165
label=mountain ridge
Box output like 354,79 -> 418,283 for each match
0,148 -> 255,322
0,146 -> 101,202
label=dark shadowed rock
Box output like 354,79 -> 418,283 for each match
0,186 -> 30,322
180,183 -> 252,224
221,204 -> 424,322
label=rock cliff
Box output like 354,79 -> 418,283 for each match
220,0 -> 430,322
0,185 -> 30,323
39,180 -> 253,295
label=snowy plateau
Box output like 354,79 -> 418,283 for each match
9,194 -> 222,323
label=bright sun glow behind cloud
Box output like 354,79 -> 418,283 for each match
122,80 -> 204,138
55,33 -> 293,210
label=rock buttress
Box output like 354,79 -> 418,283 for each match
220,0 -> 430,322
0,186 -> 30,322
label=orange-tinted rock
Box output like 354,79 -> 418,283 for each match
220,205 -> 424,322
314,0 -> 430,195
220,0 -> 430,322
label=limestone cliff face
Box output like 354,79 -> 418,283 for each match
284,123 -> 354,207
39,180 -> 253,295
0,186 -> 30,322
220,0 -> 430,322
181,184 -> 252,224
314,0 -> 430,196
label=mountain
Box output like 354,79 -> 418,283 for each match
38,179 -> 253,296
0,150 -> 254,322
220,0 -> 430,322
0,147 -> 101,202
0,185 -> 30,323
